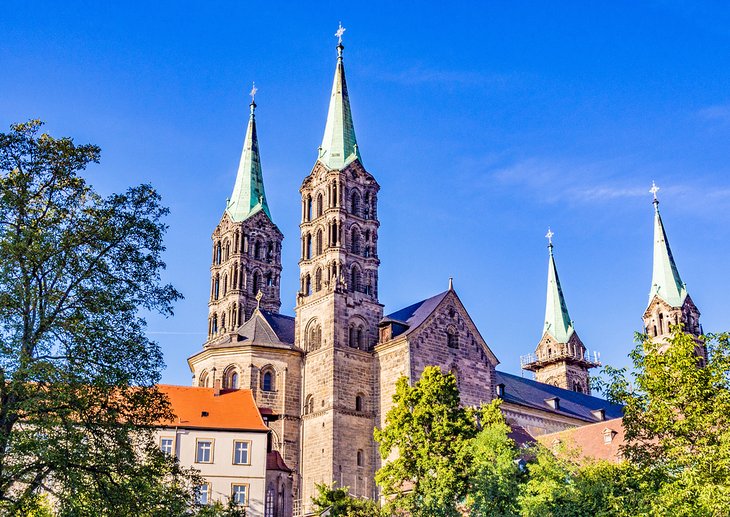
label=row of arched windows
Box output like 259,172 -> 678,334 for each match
302,185 -> 377,222
213,234 -> 279,265
300,264 -> 376,297
207,302 -> 244,337
197,366 -> 277,392
211,269 -> 278,301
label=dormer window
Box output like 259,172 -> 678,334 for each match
496,383 -> 505,398
603,428 -> 617,444
545,397 -> 560,410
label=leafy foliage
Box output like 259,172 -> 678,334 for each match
374,366 -> 476,516
0,120 -> 197,514
600,328 -> 730,516
311,482 -> 383,517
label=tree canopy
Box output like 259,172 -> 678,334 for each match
0,120 -> 199,515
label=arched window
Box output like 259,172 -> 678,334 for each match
234,232 -> 239,252
214,275 -> 220,300
305,234 -> 312,259
267,242 -> 274,261
316,193 -> 324,217
350,227 -> 360,255
233,265 -> 238,289
262,370 -> 274,392
331,181 -> 338,207
215,242 -> 221,265
266,272 -> 273,287
447,326 -> 458,349
222,274 -> 228,295
306,195 -> 313,221
303,274 -> 311,296
315,268 -> 322,292
307,323 -> 322,352
659,313 -> 665,334
253,271 -> 261,296
224,241 -> 230,261
357,449 -> 364,467
254,241 -> 262,260
349,266 -> 359,293
198,371 -> 209,387
350,191 -> 360,216
355,394 -> 364,412
224,367 -> 239,389
212,314 -> 218,334
304,395 -> 314,415
357,326 -> 363,349
364,193 -> 371,219
316,229 -> 323,255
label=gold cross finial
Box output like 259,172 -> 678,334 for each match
250,82 -> 258,102
255,290 -> 263,310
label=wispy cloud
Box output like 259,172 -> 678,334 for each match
373,65 -> 511,88
698,104 -> 730,124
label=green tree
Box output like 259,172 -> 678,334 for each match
0,120 -> 197,514
601,328 -> 730,516
311,482 -> 383,517
374,366 -> 476,516
465,400 -> 522,517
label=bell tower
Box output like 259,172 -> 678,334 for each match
642,182 -> 703,356
521,230 -> 599,394
206,91 -> 283,343
296,27 -> 383,511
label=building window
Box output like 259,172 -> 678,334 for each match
306,195 -> 313,221
262,371 -> 274,392
230,372 -> 239,389
447,327 -> 458,349
304,394 -> 314,415
160,437 -> 174,456
316,193 -> 324,217
198,371 -> 209,388
196,483 -> 211,505
350,191 -> 360,216
232,484 -> 249,506
196,439 -> 214,463
316,230 -> 323,255
355,395 -> 363,412
233,441 -> 251,465
357,449 -> 364,467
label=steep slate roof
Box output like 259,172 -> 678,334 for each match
649,198 -> 687,308
544,244 -> 575,343
207,309 -> 295,350
495,371 -> 623,423
157,385 -> 268,432
226,101 -> 272,222
317,43 -> 361,170
381,291 -> 450,338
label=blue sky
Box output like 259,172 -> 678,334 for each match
2,2 -> 729,386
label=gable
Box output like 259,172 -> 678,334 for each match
404,290 -> 499,366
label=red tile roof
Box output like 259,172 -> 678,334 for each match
157,385 -> 269,432
537,417 -> 625,463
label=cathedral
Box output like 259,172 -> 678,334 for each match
186,32 -> 703,516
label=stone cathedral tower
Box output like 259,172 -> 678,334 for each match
296,37 -> 383,509
206,97 -> 283,342
642,183 -> 703,356
522,233 -> 599,394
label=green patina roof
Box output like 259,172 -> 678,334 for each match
317,44 -> 361,170
544,244 -> 575,343
226,102 -> 271,222
649,200 -> 686,307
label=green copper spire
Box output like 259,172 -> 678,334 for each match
543,230 -> 575,343
649,182 -> 686,307
226,86 -> 272,222
317,25 -> 361,170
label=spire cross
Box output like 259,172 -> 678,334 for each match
249,82 -> 258,103
335,22 -> 346,44
650,181 -> 660,201
255,290 -> 263,310
545,228 -> 554,246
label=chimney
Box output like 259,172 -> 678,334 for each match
214,378 -> 222,396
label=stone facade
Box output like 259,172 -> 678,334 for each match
295,157 -> 383,511
525,332 -> 594,394
207,210 -> 283,339
643,294 -> 704,360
